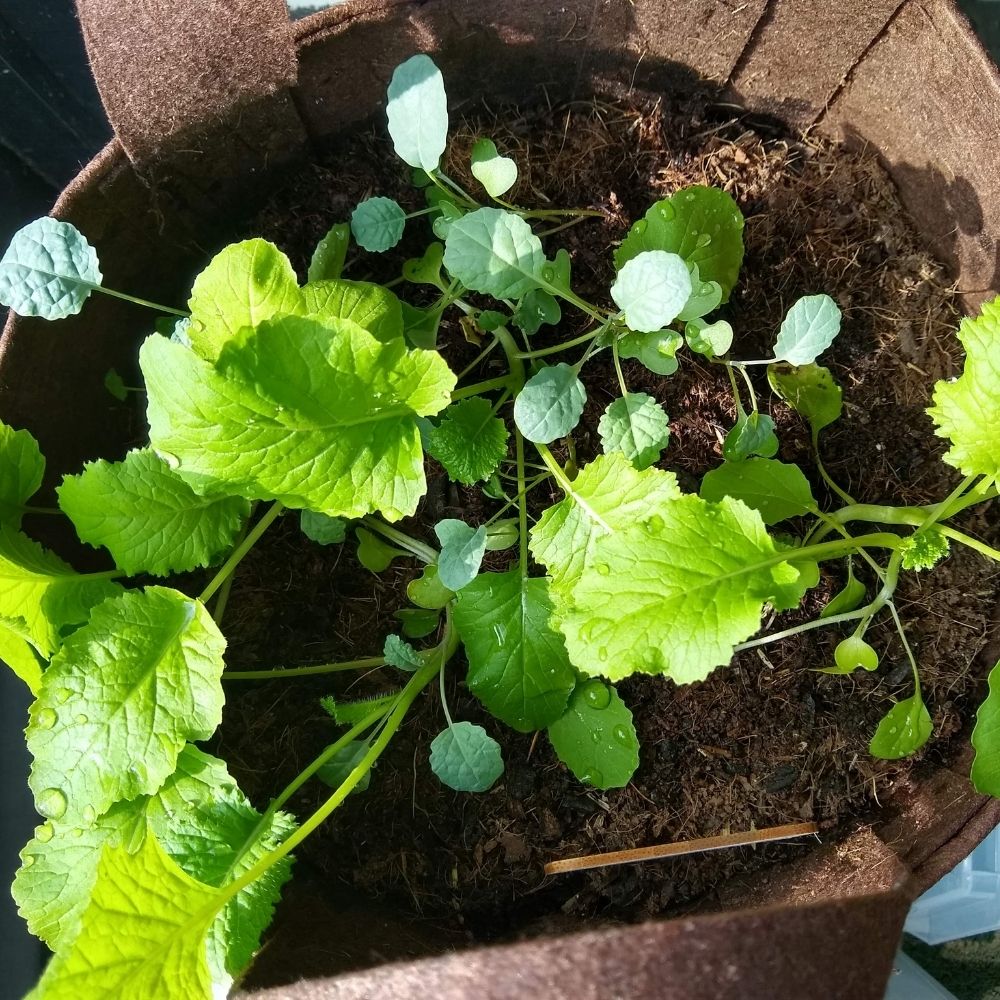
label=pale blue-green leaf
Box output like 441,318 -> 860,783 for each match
351,197 -> 406,253
618,328 -> 683,376
685,318 -> 733,358
383,633 -> 424,672
676,263 -> 723,322
513,363 -> 586,444
434,518 -> 487,591
611,251 -> 691,333
429,722 -> 504,792
723,411 -> 778,461
773,294 -> 842,365
386,54 -> 449,171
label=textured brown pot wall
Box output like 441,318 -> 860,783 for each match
2,2 -> 1000,998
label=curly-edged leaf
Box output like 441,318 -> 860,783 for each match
0,525 -> 121,656
15,746 -> 293,980
0,614 -> 43,693
685,317 -> 733,358
426,398 -> 509,485
598,393 -> 670,470
307,223 -> 350,282
351,197 -> 406,253
384,633 -> 424,672
548,492 -> 810,683
611,251 -> 691,333
615,186 -> 745,300
394,607 -> 440,638
1,419 -> 44,525
869,694 -> 933,760
403,242 -> 446,288
723,411 -> 778,461
768,362 -> 842,435
0,218 -> 101,319
700,458 -> 815,525
142,315 -> 454,520
454,570 -> 575,732
928,296 -> 1000,484
773,294 -> 842,365
317,740 -> 372,794
513,363 -> 586,444
547,680 -> 639,789
407,564 -> 454,609
530,453 -> 680,603
443,207 -> 544,299
27,587 -> 226,826
513,288 -> 561,335
28,833 -> 220,1000
386,54 -> 448,172
299,279 -> 404,344
300,510 -> 347,545
900,528 -> 950,571
57,449 -> 250,577
470,138 -> 518,198
676,262 -> 723,322
972,659 -> 1000,796
618,327 -> 683,376
356,527 -> 406,572
434,518 -> 486,591
429,722 -> 504,792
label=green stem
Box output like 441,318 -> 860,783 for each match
513,325 -> 605,360
729,362 -> 758,413
536,215 -> 596,238
482,473 -> 549,526
887,600 -> 922,697
199,501 -> 283,603
360,517 -> 436,563
493,326 -> 526,389
430,170 -> 478,209
452,375 -> 514,401
536,443 -> 611,531
611,338 -> 629,397
95,285 -> 188,318
404,206 -> 438,220
224,657 -> 385,681
515,429 -> 529,577
20,505 -> 61,515
457,336 -> 500,380
812,428 -> 857,506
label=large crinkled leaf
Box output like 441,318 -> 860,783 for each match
15,745 -> 293,980
597,393 -> 670,469
530,453 -> 680,603
443,207 -> 544,299
27,587 -> 226,826
0,525 -> 121,656
972,659 -> 1000,796
386,54 -> 449,172
454,570 -> 576,732
57,449 -> 251,577
186,239 -> 403,359
141,315 -> 455,520
0,218 -> 101,320
425,398 -> 509,485
0,614 -> 44,693
0,419 -> 44,525
928,295 -> 1000,484
547,492 -> 809,684
615,186 -> 745,301
27,834 -> 220,1000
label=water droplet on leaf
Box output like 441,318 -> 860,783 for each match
696,233 -> 711,248
613,725 -> 631,744
75,714 -> 89,725
596,562 -> 610,576
36,788 -> 67,820
21,854 -> 35,869
36,823 -> 54,844
82,805 -> 96,825
34,708 -> 57,730
582,680 -> 612,710
54,688 -> 72,704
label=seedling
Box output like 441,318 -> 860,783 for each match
2,53 -> 1000,999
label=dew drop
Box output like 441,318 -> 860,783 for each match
696,233 -> 711,249
82,805 -> 97,825
646,514 -> 664,533
596,562 -> 611,576
70,828 -> 84,839
160,452 -> 181,470
658,204 -> 674,221
613,725 -> 631,744
590,731 -> 601,744
492,623 -> 507,646
35,823 -> 54,844
34,708 -> 57,730
634,219 -> 649,235
36,788 -> 67,820
582,680 -> 612,710
684,192 -> 696,202
21,854 -> 35,869
581,621 -> 597,642
586,768 -> 605,786
597,646 -> 609,662
75,714 -> 89,725
54,688 -> 72,705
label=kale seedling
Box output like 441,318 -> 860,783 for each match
2,53 -> 1000,999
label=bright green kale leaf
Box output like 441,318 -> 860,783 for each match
0,525 -> 121,656
27,587 -> 226,826
0,615 -> 43,693
598,392 -> 670,470
443,208 -> 544,299
618,328 -> 683,376
972,659 -> 1000,796
615,186 -> 745,301
900,528 -> 950,571
429,722 -> 504,792
869,693 -> 933,760
407,564 -> 454,609
386,54 -> 449,172
403,242 -> 446,288
485,519 -> 519,551
384,633 -> 424,672
298,279 -> 404,343
395,607 -> 440,638
676,263 -> 723,322
547,680 -> 639,789
28,834 -> 220,1000
300,510 -> 347,545
821,559 -> 867,618
0,218 -> 101,320
454,570 -> 576,732
434,519 -> 487,591
773,294 -> 842,365
928,296 -> 1000,483
547,492 -> 811,683
530,453 -> 680,604
513,363 -> 586,444
0,419 -> 44,525
610,251 -> 691,333
351,197 -> 406,253
723,411 -> 778,461
700,458 -> 815,525
685,318 -> 733,358
768,362 -> 843,435
426,398 -> 509,485
513,288 -> 561,335
317,740 -> 372,794
307,222 -> 350,282
57,449 -> 250,577
141,315 -> 455,520
470,138 -> 518,198
356,527 -> 407,572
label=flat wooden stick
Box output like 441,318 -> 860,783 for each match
544,821 -> 820,876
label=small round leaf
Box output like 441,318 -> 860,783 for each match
598,393 -> 670,470
611,251 -> 692,333
351,197 -> 406,253
470,138 -> 518,198
513,363 -> 586,444
429,722 -> 504,792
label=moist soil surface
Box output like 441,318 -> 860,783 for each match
215,92 -> 997,979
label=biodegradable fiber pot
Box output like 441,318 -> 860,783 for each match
2,2 -> 1000,998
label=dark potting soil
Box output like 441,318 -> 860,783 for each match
214,93 -> 997,976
